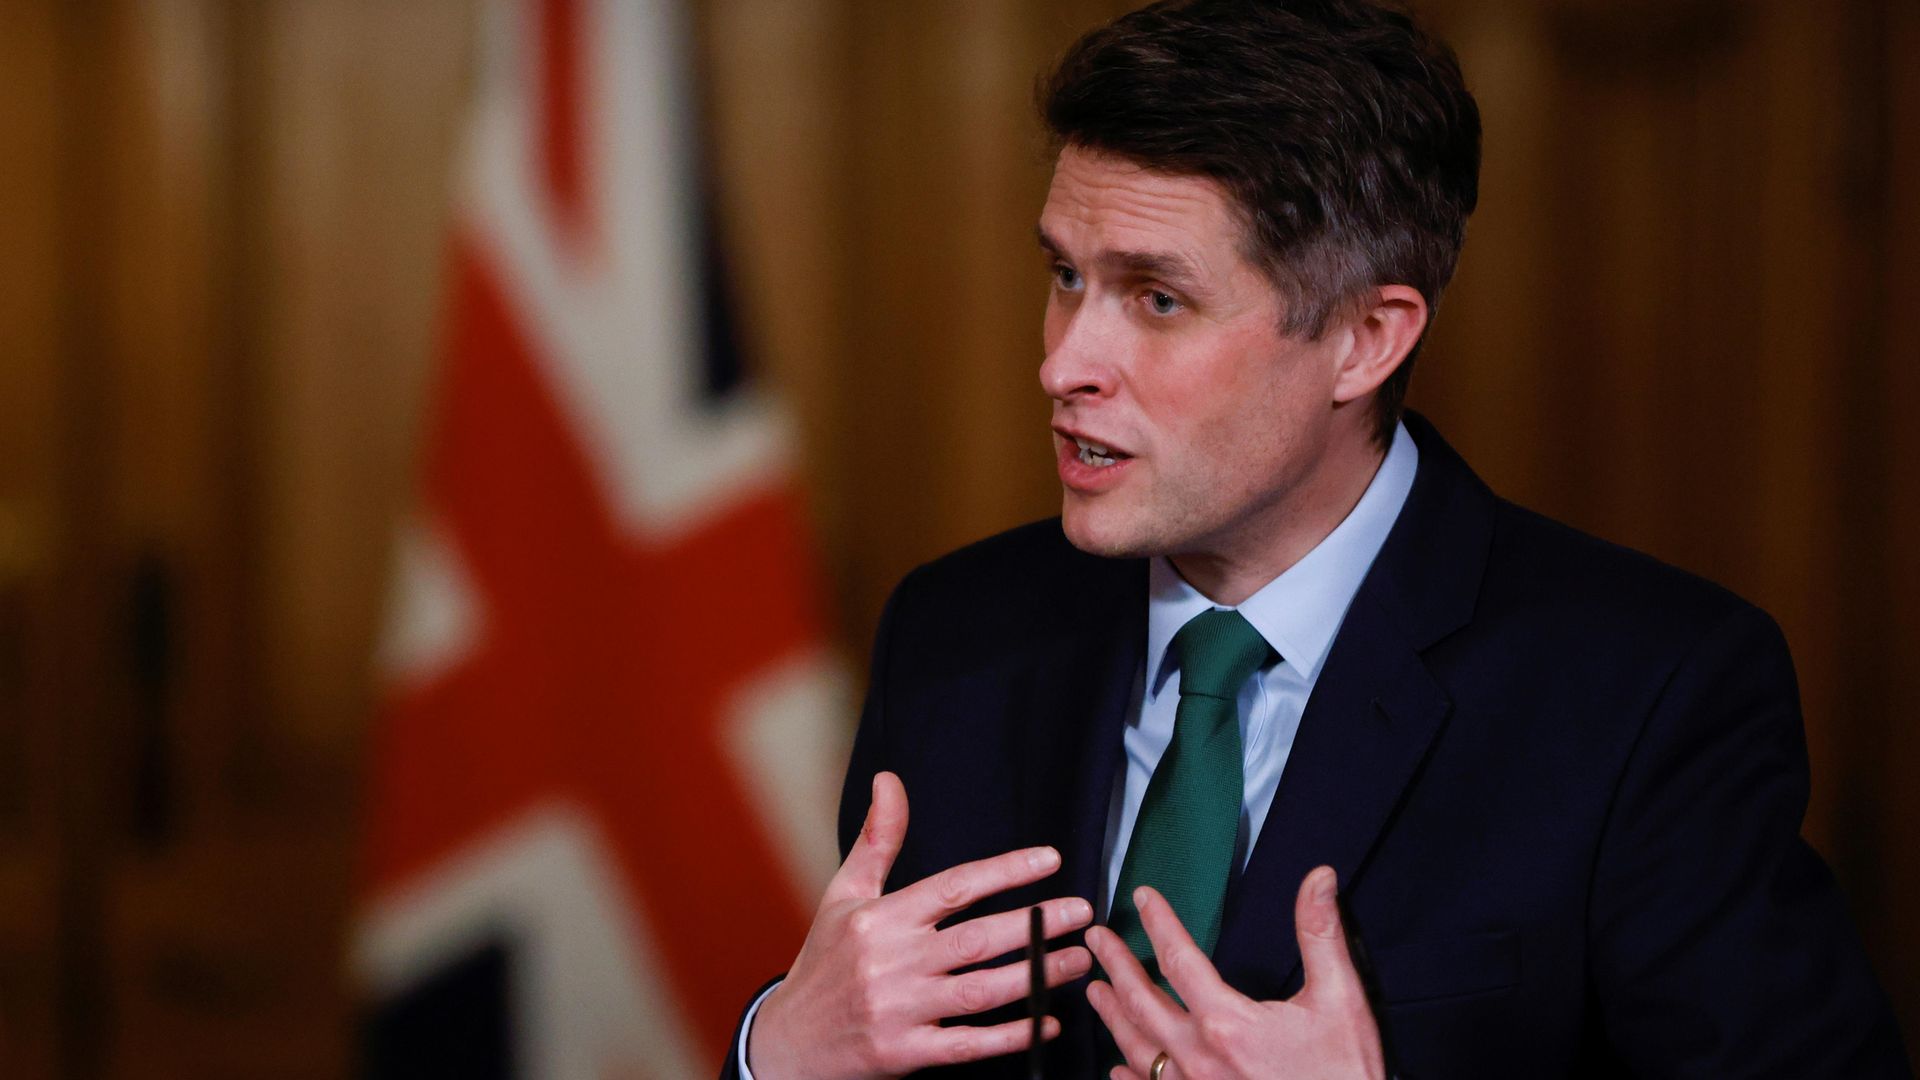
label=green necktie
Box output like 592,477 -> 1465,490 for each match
1109,608 -> 1274,988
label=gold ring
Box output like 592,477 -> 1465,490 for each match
1150,1051 -> 1172,1080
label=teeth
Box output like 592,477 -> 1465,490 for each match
1073,436 -> 1111,456
1077,445 -> 1117,468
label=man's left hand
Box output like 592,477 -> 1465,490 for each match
1084,866 -> 1386,1080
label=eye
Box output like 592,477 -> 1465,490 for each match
1052,263 -> 1083,291
1147,289 -> 1182,315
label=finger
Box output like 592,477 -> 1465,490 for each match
1084,925 -> 1189,1055
902,1013 -> 1060,1071
1087,978 -> 1159,1074
928,896 -> 1093,973
941,944 -> 1092,1017
1133,886 -> 1233,1012
1294,865 -> 1363,1006
828,771 -> 908,901
893,844 -> 1062,924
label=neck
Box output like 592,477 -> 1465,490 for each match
1170,424 -> 1390,606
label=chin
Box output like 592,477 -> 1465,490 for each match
1060,502 -> 1156,559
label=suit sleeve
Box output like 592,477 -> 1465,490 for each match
715,569 -> 919,1079
1588,604 -> 1911,1077
717,978 -> 783,1080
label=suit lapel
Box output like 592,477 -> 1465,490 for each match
1005,552 -> 1145,1074
1022,570 -> 1145,912
1213,412 -> 1495,998
1212,590 -> 1450,997
1000,552 -> 1145,908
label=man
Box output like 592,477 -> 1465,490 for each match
727,1 -> 1911,1077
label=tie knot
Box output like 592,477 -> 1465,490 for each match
1171,609 -> 1274,700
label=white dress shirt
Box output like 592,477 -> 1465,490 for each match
740,423 -> 1418,1077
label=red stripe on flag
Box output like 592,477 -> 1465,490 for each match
363,235 -> 815,1056
540,0 -> 589,251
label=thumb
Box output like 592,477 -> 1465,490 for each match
828,771 -> 908,900
1294,866 -> 1362,1004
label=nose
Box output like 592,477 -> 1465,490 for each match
1039,306 -> 1116,403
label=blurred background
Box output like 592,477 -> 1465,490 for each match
1,0 -> 1916,1076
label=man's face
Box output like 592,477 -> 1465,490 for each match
1038,146 -> 1349,564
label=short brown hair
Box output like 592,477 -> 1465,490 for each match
1041,0 -> 1481,445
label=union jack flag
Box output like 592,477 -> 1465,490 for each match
354,1 -> 845,1074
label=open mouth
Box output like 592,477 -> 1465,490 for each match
1072,436 -> 1132,469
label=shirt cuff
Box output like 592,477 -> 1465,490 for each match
736,979 -> 782,1080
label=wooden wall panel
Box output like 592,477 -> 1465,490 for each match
1744,0 -> 1855,848
95,4 -> 474,1077
95,0 -> 239,849
76,2 -> 343,1075
808,0 -> 1082,637
702,0 -> 856,651
252,0 -> 473,761
704,0 -> 1138,645
1871,0 -> 1920,1044
1414,1 -> 1564,501
11,3 -> 472,1077
0,4 -> 73,1076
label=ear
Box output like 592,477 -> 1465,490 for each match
1330,284 -> 1429,405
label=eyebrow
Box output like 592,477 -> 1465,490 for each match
1035,226 -> 1206,290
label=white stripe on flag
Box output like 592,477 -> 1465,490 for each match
725,649 -> 855,899
356,804 -> 709,1079
465,0 -> 795,543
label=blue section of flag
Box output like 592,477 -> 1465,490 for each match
363,937 -> 518,1080
700,193 -> 749,405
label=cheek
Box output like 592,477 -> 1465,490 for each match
1149,340 -> 1285,432
1041,299 -> 1065,352
1156,342 -> 1317,474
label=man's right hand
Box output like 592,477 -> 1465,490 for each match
746,771 -> 1095,1079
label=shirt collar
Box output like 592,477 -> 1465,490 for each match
1144,420 -> 1420,701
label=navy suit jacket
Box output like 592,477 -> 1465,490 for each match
726,413 -> 1909,1078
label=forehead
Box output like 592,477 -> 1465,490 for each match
1039,146 -> 1246,260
